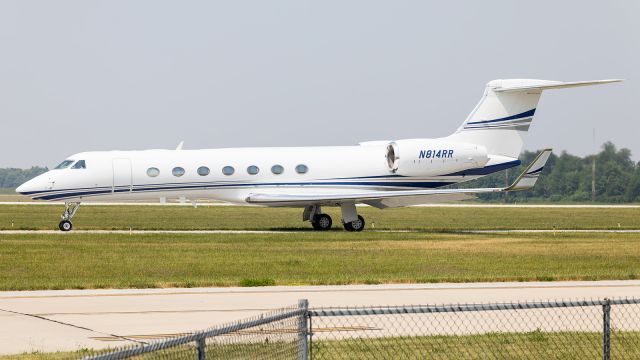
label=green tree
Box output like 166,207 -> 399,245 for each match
0,167 -> 48,188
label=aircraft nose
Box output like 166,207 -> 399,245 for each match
16,174 -> 52,195
16,180 -> 31,195
16,179 -> 37,195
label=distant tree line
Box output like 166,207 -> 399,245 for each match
0,167 -> 48,188
458,142 -> 640,203
1,142 -> 639,203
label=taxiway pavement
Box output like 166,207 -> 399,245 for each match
2,281 -> 640,354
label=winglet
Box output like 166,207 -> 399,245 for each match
505,149 -> 552,191
176,141 -> 184,151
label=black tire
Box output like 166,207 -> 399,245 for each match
343,215 -> 365,232
59,220 -> 73,232
311,214 -> 332,231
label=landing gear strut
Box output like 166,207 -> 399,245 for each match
59,202 -> 81,232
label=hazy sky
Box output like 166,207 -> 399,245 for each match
1,1 -> 638,168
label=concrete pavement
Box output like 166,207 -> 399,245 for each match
2,281 -> 640,354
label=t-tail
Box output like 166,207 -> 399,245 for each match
446,79 -> 622,159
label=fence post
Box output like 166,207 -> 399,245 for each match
602,298 -> 611,360
298,299 -> 309,360
309,313 -> 313,360
196,337 -> 206,360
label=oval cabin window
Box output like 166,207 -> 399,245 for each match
247,165 -> 259,175
147,167 -> 160,177
172,167 -> 185,177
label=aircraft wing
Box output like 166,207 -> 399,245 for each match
246,149 -> 552,208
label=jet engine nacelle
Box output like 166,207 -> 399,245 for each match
385,139 -> 489,176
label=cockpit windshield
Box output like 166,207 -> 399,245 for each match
71,160 -> 86,169
55,160 -> 74,169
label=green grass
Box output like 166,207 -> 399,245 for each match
4,331 -> 640,359
1,205 -> 640,230
1,232 -> 640,290
310,331 -> 640,359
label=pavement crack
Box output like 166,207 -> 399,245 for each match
0,307 -> 148,345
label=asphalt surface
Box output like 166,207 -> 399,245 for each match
2,281 -> 640,354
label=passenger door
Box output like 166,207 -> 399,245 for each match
112,158 -> 132,193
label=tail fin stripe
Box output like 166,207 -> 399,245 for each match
464,119 -> 532,130
467,109 -> 536,125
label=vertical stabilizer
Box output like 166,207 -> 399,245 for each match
445,79 -> 621,158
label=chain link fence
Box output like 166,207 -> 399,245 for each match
309,298 -> 640,360
83,300 -> 308,360
82,298 -> 640,360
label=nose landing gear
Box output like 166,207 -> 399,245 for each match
59,202 -> 81,232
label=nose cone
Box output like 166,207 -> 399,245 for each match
16,173 -> 52,196
16,179 -> 37,195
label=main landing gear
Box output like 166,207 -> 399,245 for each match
312,213 -> 333,231
343,215 -> 365,232
59,202 -> 80,232
303,203 -> 366,232
304,205 -> 333,231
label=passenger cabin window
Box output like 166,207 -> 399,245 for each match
71,160 -> 86,169
147,167 -> 160,177
247,165 -> 259,175
222,166 -> 235,176
197,166 -> 210,176
55,160 -> 74,169
271,165 -> 284,175
295,164 -> 308,174
172,167 -> 185,177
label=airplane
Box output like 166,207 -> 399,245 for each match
16,78 -> 621,232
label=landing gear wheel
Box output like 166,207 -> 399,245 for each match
59,220 -> 73,232
311,214 -> 332,231
343,215 -> 365,232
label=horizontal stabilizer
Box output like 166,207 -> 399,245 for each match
494,79 -> 622,93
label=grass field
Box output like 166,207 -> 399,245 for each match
4,331 -> 640,359
310,331 -> 640,359
1,231 -> 639,290
1,204 -> 640,230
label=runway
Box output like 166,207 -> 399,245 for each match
2,280 -> 640,354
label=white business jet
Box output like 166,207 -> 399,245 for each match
17,79 -> 620,231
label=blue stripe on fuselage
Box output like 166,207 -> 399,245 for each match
25,160 -> 522,200
444,159 -> 521,176
31,181 -> 455,200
